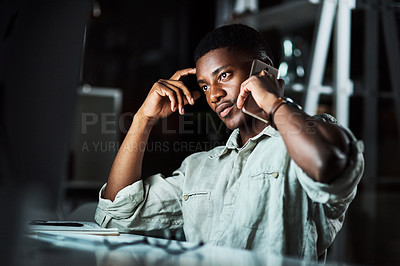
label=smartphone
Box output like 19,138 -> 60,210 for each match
242,59 -> 280,124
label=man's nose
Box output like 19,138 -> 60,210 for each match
209,84 -> 226,104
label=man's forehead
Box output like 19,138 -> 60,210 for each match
196,48 -> 251,71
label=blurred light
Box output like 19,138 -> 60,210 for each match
234,0 -> 258,14
296,66 -> 305,77
292,83 -> 304,92
279,62 -> 288,77
93,1 -> 101,17
82,84 -> 92,93
283,40 -> 293,57
294,48 -> 302,57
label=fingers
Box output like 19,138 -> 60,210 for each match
156,80 -> 185,114
156,79 -> 197,115
154,83 -> 178,112
166,79 -> 196,105
170,68 -> 196,81
238,70 -> 283,109
162,79 -> 195,105
150,68 -> 198,116
260,69 -> 268,76
238,73 -> 265,108
262,72 -> 285,96
237,82 -> 251,109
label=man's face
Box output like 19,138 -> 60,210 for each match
196,48 -> 253,130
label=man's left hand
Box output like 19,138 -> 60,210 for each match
236,70 -> 285,113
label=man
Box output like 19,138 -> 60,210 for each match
95,24 -> 364,260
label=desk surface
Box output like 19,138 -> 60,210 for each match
19,232 -> 325,266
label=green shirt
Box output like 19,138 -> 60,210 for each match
95,114 -> 364,260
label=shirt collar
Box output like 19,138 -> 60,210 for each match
208,124 -> 280,159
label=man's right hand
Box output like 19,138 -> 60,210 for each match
137,68 -> 202,124
104,68 -> 200,201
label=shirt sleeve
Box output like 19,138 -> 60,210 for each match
94,165 -> 186,233
289,113 -> 365,205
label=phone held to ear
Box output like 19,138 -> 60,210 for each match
242,59 -> 280,124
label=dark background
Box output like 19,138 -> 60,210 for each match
79,1 -> 400,264
1,0 -> 399,265
81,0 -> 225,179
78,2 -> 400,264
81,0 -> 400,179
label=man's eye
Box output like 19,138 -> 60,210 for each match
220,72 -> 230,80
201,85 -> 208,92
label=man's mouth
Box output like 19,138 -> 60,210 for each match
216,101 -> 235,118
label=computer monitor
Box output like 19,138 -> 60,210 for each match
0,0 -> 92,265
69,85 -> 123,187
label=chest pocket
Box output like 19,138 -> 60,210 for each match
182,191 -> 212,241
231,171 -> 283,229
182,191 -> 211,216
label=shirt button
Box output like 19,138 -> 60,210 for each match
272,172 -> 279,178
183,195 -> 189,201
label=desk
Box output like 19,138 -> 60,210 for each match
18,232 -> 323,266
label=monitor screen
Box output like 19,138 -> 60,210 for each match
0,0 -> 92,264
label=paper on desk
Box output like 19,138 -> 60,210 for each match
31,231 -> 199,253
30,232 -> 153,253
26,221 -> 119,236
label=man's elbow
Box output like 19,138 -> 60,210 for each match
314,146 -> 349,184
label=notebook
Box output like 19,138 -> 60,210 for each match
26,220 -> 119,236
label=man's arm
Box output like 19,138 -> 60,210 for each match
103,113 -> 152,201
271,105 -> 350,184
103,68 -> 200,201
237,70 -> 350,184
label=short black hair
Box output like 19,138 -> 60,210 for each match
194,24 -> 274,66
